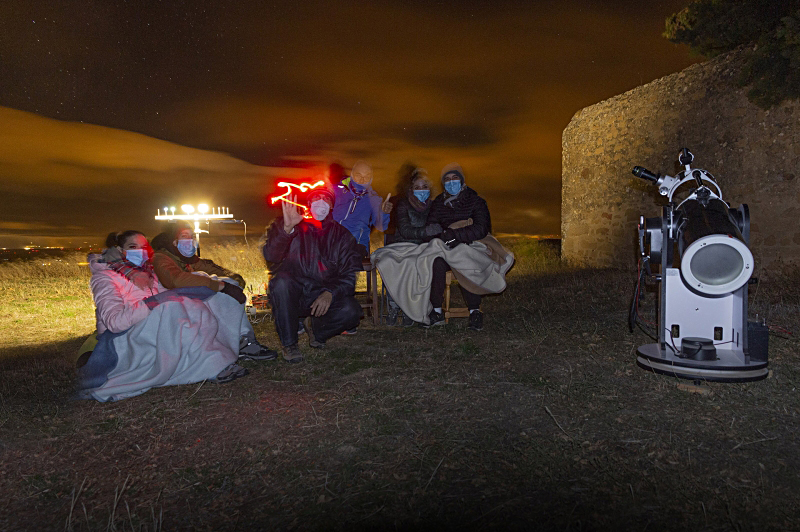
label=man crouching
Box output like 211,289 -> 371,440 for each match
262,186 -> 363,363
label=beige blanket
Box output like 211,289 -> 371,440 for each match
371,235 -> 514,324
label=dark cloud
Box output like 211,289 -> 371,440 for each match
0,0 -> 698,245
403,123 -> 498,148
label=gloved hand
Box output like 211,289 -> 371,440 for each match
441,228 -> 459,249
230,274 -> 246,289
221,282 -> 247,304
424,223 -> 443,237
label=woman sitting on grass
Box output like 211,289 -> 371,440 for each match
78,230 -> 251,401
150,224 -> 276,360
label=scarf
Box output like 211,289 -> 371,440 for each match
444,189 -> 462,207
107,258 -> 155,279
344,179 -> 370,218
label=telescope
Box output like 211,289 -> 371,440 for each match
630,148 -> 768,382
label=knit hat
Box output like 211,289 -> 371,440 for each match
307,186 -> 335,207
441,163 -> 465,186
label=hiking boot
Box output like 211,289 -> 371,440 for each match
468,310 -> 484,331
239,338 -> 279,361
387,307 -> 400,326
213,363 -> 249,383
424,309 -> 445,328
304,317 -> 325,348
282,344 -> 304,364
401,315 -> 416,328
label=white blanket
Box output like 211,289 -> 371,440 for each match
84,292 -> 245,401
372,237 -> 514,324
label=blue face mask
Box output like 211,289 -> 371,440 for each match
176,239 -> 197,258
413,190 -> 430,202
351,181 -> 366,192
444,180 -> 462,196
125,249 -> 147,267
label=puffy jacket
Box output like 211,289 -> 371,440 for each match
153,248 -> 243,291
88,256 -> 164,334
262,216 -> 363,301
427,186 -> 491,244
389,197 -> 431,245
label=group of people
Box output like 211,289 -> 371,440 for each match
78,161 -> 513,401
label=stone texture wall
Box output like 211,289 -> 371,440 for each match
562,49 -> 800,273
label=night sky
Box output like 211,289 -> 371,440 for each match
0,0 -> 697,248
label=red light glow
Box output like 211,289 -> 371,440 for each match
270,180 -> 326,218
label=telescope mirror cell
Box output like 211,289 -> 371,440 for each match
680,235 -> 753,295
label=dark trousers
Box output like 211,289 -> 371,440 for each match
430,257 -> 482,310
269,272 -> 362,347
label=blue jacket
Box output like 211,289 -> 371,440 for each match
331,177 -> 390,249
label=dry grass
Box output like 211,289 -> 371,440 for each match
0,241 -> 798,531
0,253 -> 94,351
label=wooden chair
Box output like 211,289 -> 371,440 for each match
358,259 -> 380,325
444,271 -> 470,323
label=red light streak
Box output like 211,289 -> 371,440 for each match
270,180 -> 326,218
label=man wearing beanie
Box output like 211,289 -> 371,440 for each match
424,163 -> 491,331
262,186 -> 364,363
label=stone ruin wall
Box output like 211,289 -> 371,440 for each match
561,49 -> 800,275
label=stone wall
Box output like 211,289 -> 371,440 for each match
561,49 -> 800,273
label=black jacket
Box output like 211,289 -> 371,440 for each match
262,216 -> 362,301
387,197 -> 431,245
427,186 -> 491,244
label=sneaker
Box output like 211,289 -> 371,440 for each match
304,317 -> 325,348
282,344 -> 304,364
342,327 -> 358,335
297,319 -> 306,335
468,310 -> 484,331
424,309 -> 445,328
401,315 -> 416,328
239,338 -> 279,361
213,363 -> 249,383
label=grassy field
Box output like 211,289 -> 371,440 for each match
0,241 -> 798,531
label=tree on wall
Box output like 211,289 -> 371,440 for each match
664,0 -> 800,108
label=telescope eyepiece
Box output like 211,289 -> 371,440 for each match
632,166 -> 659,183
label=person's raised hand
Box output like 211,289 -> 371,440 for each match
381,193 -> 393,214
310,290 -> 333,317
282,194 -> 304,233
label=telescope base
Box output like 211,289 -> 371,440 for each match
636,343 -> 768,383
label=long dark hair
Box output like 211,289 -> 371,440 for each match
105,230 -> 145,248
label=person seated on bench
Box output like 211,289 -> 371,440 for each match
78,230 -> 251,401
424,163 -> 492,331
151,224 -> 278,361
373,163 -> 513,332
262,186 -> 363,363
385,166 -> 438,327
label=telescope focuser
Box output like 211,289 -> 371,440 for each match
632,166 -> 660,183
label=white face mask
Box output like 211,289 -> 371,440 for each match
176,238 -> 197,257
124,249 -> 147,267
310,199 -> 331,221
